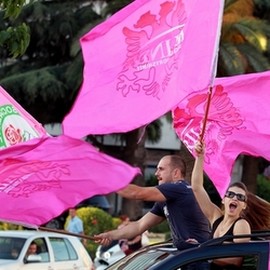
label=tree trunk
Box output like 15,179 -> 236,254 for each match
241,155 -> 258,194
121,128 -> 146,219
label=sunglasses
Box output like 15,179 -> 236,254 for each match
225,191 -> 246,202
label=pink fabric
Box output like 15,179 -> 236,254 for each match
63,0 -> 224,137
0,86 -> 46,147
173,70 -> 270,197
0,135 -> 140,227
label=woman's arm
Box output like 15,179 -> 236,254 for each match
191,141 -> 221,225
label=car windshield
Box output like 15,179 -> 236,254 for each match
109,249 -> 173,270
0,237 -> 26,260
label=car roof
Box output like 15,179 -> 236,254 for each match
0,230 -> 72,238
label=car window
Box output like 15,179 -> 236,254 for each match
49,237 -> 78,262
0,237 -> 26,260
34,238 -> 49,262
65,238 -> 78,260
24,238 -> 49,263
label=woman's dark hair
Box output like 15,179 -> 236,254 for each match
228,182 -> 248,193
245,192 -> 270,230
228,182 -> 270,230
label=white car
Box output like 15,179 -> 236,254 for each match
0,230 -> 95,270
94,240 -> 126,269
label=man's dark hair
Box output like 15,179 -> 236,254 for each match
169,155 -> 186,177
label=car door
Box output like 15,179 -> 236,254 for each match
48,236 -> 82,270
21,237 -> 53,270
21,260 -> 53,270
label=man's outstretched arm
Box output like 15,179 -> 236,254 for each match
94,212 -> 164,246
117,184 -> 166,202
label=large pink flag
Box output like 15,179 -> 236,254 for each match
0,86 -> 46,147
63,0 -> 224,137
0,135 -> 140,228
173,70 -> 270,197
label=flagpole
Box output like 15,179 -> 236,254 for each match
199,85 -> 213,141
39,226 -> 95,241
199,0 -> 224,141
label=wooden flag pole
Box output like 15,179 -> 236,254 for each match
199,86 -> 213,141
39,226 -> 96,241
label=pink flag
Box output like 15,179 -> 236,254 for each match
0,135 -> 140,228
63,0 -> 224,137
0,86 -> 46,147
173,70 -> 270,197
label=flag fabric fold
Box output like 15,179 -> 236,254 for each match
0,135 -> 140,228
173,70 -> 270,197
63,0 -> 224,137
0,86 -> 46,148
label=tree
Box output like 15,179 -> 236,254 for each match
218,0 -> 270,77
216,0 -> 270,193
0,0 -> 111,123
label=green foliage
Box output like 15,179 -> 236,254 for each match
65,207 -> 116,258
0,0 -> 102,123
224,0 -> 238,8
1,0 -> 26,18
102,0 -> 132,17
0,21 -> 30,57
254,0 -> 270,10
232,19 -> 268,51
145,174 -> 158,187
218,0 -> 270,76
112,217 -> 122,228
164,231 -> 172,241
0,222 -> 23,230
149,220 -> 170,234
64,54 -> 83,97
0,0 -> 31,57
218,42 -> 246,75
146,119 -> 163,144
237,43 -> 270,71
1,67 -> 68,103
257,175 -> 270,202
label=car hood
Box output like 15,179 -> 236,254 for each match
0,259 -> 16,265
